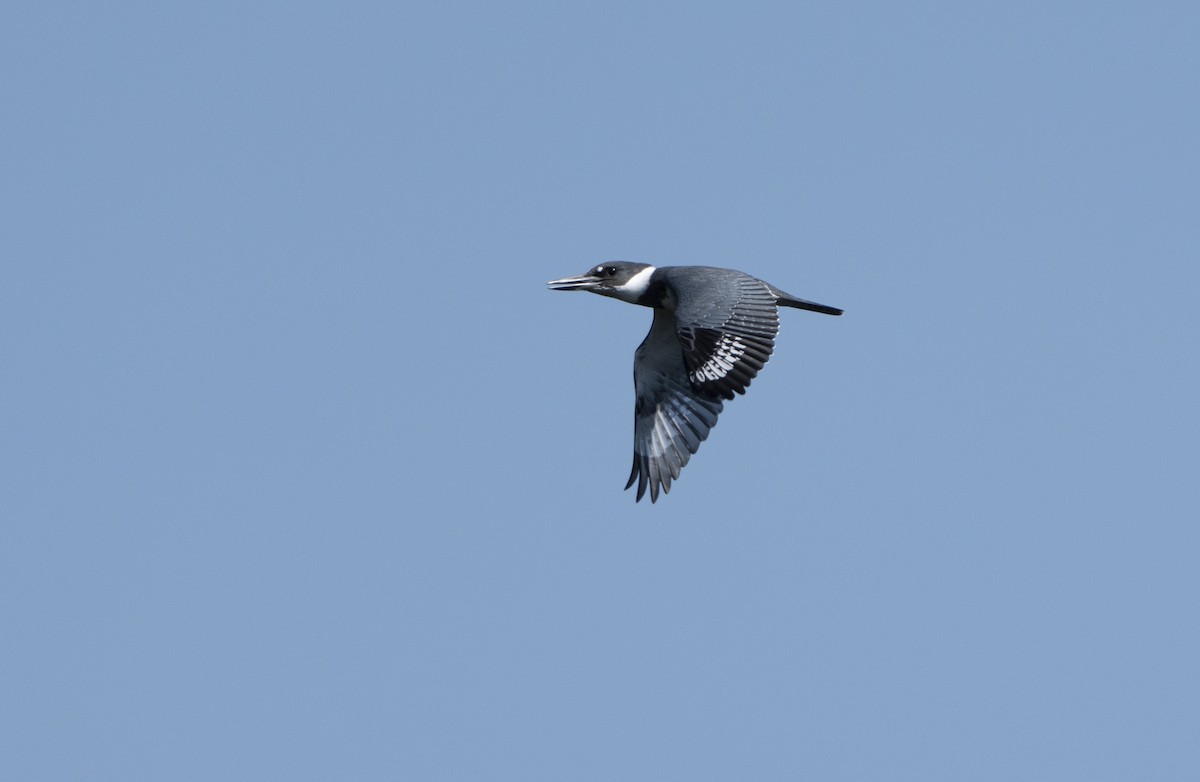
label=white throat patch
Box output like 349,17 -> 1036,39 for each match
612,265 -> 657,302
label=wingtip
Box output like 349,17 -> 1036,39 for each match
625,452 -> 649,502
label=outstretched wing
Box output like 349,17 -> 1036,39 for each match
668,268 -> 780,400
628,309 -> 724,503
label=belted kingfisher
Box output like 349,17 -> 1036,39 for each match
548,262 -> 842,503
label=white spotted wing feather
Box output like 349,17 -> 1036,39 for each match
672,270 -> 779,400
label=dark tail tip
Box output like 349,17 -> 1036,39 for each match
779,296 -> 843,316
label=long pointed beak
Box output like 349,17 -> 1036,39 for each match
547,274 -> 602,291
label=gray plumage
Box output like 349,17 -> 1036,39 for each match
548,262 -> 842,503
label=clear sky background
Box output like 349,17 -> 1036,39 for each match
3,2 -> 1198,779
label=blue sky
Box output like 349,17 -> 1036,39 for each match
3,2 -> 1198,779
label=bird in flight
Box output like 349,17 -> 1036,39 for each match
548,262 -> 842,503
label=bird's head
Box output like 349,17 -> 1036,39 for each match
547,262 -> 657,304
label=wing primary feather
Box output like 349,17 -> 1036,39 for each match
655,414 -> 680,485
637,452 -> 649,502
649,423 -> 669,503
665,401 -> 702,453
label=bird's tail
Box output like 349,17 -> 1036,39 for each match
775,290 -> 843,316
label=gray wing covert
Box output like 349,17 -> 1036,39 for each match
666,267 -> 781,401
627,308 -> 724,503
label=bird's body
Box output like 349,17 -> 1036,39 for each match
548,262 -> 841,502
